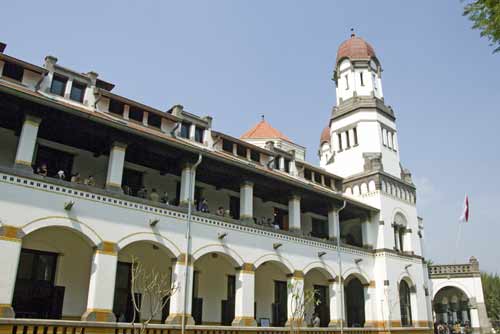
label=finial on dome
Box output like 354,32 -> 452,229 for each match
261,114 -> 265,121
350,28 -> 355,38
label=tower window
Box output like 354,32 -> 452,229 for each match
345,75 -> 349,90
360,72 -> 364,86
353,127 -> 358,145
372,74 -> 378,91
345,131 -> 350,148
337,133 -> 342,151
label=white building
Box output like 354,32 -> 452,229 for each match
0,36 -> 490,334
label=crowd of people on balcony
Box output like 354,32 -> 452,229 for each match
435,321 -> 472,334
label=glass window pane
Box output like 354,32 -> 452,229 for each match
70,82 -> 86,102
17,251 -> 35,280
50,75 -> 67,96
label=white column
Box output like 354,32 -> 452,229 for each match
232,264 -> 256,326
63,79 -> 73,99
361,216 -> 373,249
189,124 -> 196,141
105,141 -> 127,192
123,104 -> 130,120
82,242 -> 117,322
240,181 -> 254,222
288,195 -> 301,232
14,115 -> 41,170
279,156 -> 285,171
364,282 -> 376,327
142,111 -> 149,126
179,163 -> 195,206
328,279 -> 344,327
328,208 -> 339,241
0,226 -> 22,318
287,271 -> 305,327
166,255 -> 194,325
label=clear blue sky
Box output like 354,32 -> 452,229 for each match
3,1 -> 499,272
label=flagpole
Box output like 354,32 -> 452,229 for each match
453,220 -> 463,264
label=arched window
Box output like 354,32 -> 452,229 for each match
399,280 -> 413,327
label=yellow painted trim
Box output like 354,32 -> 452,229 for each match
0,236 -> 21,243
24,119 -> 41,127
14,160 -> 33,166
105,181 -> 122,187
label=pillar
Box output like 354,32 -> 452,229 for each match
165,254 -> 194,325
179,163 -> 195,206
327,208 -> 339,241
0,225 -> 22,318
286,271 -> 305,327
363,281 -> 376,327
189,124 -> 196,141
288,195 -> 301,233
240,181 -> 254,223
361,216 -> 373,249
105,141 -> 127,192
279,156 -> 285,171
328,278 -> 345,327
14,115 -> 41,170
232,263 -> 257,326
82,242 -> 118,322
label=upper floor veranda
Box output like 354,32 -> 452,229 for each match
0,43 -> 424,257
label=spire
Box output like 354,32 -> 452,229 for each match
350,28 -> 355,38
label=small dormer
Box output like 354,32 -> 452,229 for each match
240,116 -> 306,162
0,42 -> 47,89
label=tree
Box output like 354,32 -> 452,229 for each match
481,272 -> 500,331
129,256 -> 178,334
287,281 -> 320,333
463,0 -> 500,53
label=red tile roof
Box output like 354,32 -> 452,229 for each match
241,119 -> 291,141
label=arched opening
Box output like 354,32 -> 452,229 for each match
12,226 -> 94,319
192,252 -> 237,326
255,260 -> 291,327
433,286 -> 471,326
344,276 -> 365,328
399,280 -> 413,327
393,212 -> 408,252
114,241 -> 175,323
304,268 -> 332,327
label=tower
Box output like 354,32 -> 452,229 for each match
319,34 -> 431,326
320,32 -> 402,179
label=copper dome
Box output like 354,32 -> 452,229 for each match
336,34 -> 376,63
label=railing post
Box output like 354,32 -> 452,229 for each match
232,263 -> 257,326
82,241 -> 118,322
0,225 -> 22,318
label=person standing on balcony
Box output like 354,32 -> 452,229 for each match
71,172 -> 81,183
199,198 -> 209,213
149,188 -> 160,202
137,186 -> 147,198
84,175 -> 96,187
161,191 -> 169,204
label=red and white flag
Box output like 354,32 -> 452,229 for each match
459,195 -> 469,223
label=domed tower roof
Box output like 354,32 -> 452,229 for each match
336,33 -> 376,63
320,126 -> 331,145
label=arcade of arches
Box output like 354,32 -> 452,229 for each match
433,287 -> 471,326
10,225 -> 419,328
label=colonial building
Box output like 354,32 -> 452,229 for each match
0,35 -> 489,334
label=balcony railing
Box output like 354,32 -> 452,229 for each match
0,319 -> 433,334
0,166 -> 373,257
